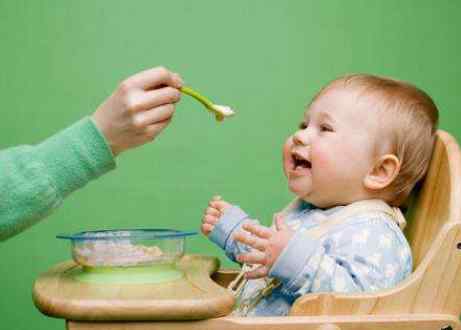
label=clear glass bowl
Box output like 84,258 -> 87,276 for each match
57,229 -> 196,268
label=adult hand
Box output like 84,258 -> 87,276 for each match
92,66 -> 183,156
234,215 -> 294,279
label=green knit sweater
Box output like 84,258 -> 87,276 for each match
0,117 -> 116,241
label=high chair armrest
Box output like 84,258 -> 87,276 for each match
211,268 -> 240,288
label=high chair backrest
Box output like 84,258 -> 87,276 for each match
404,130 -> 461,269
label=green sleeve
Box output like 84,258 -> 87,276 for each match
0,117 -> 116,241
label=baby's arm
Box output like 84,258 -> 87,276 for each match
202,196 -> 260,263
268,218 -> 412,298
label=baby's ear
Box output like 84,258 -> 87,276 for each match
363,154 -> 400,191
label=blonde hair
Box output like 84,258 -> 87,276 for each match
316,74 -> 439,206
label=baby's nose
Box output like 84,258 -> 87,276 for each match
293,129 -> 310,146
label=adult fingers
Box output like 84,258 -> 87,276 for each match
233,231 -> 268,252
140,87 -> 181,110
133,104 -> 175,128
245,265 -> 270,279
122,66 -> 183,90
143,117 -> 172,141
242,222 -> 273,239
236,251 -> 266,265
119,87 -> 181,118
126,87 -> 180,114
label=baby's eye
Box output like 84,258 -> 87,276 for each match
320,124 -> 333,132
299,122 -> 307,130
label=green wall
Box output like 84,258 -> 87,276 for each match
1,1 -> 460,329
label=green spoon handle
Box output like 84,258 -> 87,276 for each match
180,86 -> 215,111
179,86 -> 225,122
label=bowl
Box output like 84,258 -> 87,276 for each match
57,229 -> 196,268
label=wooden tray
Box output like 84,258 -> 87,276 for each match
33,255 -> 235,321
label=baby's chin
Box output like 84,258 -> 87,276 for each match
286,181 -> 328,208
287,180 -> 313,199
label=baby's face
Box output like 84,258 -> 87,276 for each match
282,87 -> 382,208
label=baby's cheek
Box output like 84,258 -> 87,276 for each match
282,141 -> 292,175
312,148 -> 343,186
282,143 -> 290,161
313,147 -> 333,170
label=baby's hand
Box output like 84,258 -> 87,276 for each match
234,215 -> 294,279
201,196 -> 232,236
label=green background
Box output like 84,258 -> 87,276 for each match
1,1 -> 460,329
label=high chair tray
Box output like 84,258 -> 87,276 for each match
33,255 -> 235,321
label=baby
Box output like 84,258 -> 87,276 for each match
201,74 -> 439,316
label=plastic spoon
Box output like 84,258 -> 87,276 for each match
180,86 -> 235,122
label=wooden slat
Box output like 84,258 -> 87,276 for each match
67,314 -> 461,330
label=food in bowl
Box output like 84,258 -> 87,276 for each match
57,229 -> 196,268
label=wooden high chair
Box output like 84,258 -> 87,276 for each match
55,130 -> 461,330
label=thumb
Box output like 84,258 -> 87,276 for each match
275,215 -> 288,231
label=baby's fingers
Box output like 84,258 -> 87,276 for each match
209,195 -> 222,206
202,214 -> 218,225
205,206 -> 221,217
210,200 -> 231,212
236,251 -> 266,265
245,265 -> 270,279
201,223 -> 214,236
242,222 -> 273,239
233,231 -> 268,252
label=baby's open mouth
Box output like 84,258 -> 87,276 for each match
292,153 -> 312,170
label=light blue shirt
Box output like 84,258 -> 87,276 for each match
209,200 -> 413,316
